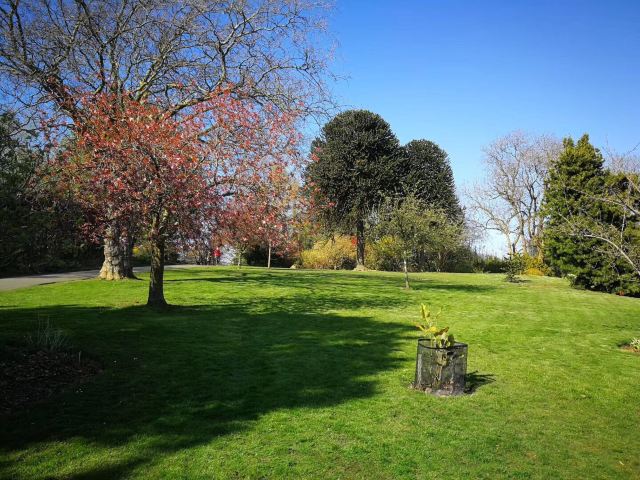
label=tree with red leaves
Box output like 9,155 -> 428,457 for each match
220,161 -> 304,268
56,90 -> 302,307
254,166 -> 302,268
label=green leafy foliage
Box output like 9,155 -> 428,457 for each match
371,196 -> 467,286
414,304 -> 455,348
471,255 -> 508,273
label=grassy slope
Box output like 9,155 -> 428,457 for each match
0,267 -> 638,479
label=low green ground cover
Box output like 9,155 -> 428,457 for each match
0,267 -> 638,479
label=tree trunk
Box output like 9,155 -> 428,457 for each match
267,242 -> 272,269
355,219 -> 365,268
99,226 -> 126,280
147,239 -> 167,308
403,255 -> 410,289
522,236 -> 530,258
122,234 -> 137,278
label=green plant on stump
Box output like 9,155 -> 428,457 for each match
414,304 -> 454,348
412,305 -> 463,393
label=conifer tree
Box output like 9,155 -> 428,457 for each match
400,140 -> 462,220
543,134 -> 627,291
306,110 -> 402,268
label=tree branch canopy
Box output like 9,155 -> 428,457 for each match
0,0 -> 336,122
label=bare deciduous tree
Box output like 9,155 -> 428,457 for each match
465,131 -> 561,255
0,0 -> 335,118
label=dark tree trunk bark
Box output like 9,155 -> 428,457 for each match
100,225 -> 126,280
147,239 -> 167,308
122,234 -> 137,279
355,219 -> 365,268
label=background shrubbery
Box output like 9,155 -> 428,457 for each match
297,235 -> 554,276
300,236 -> 356,270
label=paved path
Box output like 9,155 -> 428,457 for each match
0,265 -> 200,292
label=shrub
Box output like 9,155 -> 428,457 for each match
366,235 -> 403,271
504,253 -> 525,283
524,267 -> 545,276
521,254 -> 551,276
300,236 -> 356,269
472,253 -> 551,276
472,255 -> 508,273
245,245 -> 296,268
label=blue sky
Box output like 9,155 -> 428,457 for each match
325,1 -> 640,251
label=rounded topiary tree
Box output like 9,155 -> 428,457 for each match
306,110 -> 402,268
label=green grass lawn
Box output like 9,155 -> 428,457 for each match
0,267 -> 639,479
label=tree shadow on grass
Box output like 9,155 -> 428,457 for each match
464,371 -> 496,394
0,298 -> 407,479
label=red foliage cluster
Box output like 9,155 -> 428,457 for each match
53,89 -> 303,249
48,88 -> 305,302
222,164 -> 303,262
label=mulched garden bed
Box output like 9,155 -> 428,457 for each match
0,345 -> 101,415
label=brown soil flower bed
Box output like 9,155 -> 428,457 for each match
0,345 -> 101,415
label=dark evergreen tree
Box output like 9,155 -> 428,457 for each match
0,112 -> 101,275
306,110 -> 402,267
543,134 -> 634,293
400,140 -> 462,220
0,112 -> 43,274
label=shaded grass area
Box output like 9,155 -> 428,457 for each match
0,267 -> 639,479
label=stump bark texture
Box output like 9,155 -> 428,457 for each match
413,340 -> 467,396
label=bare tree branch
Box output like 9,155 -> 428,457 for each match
0,0 -> 337,125
465,131 -> 561,255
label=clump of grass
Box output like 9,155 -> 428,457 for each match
25,317 -> 68,352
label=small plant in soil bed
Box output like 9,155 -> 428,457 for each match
0,321 -> 101,415
412,305 -> 467,396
